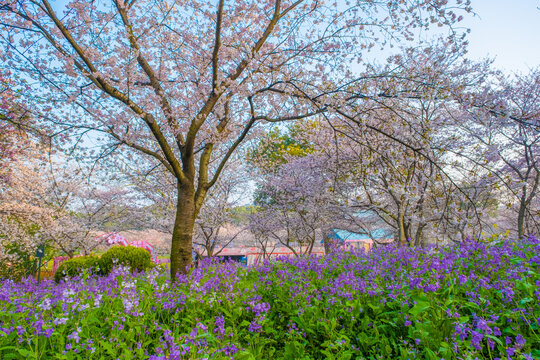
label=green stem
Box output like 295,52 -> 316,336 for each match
486,337 -> 493,360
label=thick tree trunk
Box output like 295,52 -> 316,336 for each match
170,182 -> 196,279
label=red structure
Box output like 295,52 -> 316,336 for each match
196,246 -> 325,266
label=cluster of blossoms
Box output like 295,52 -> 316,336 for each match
0,237 -> 539,359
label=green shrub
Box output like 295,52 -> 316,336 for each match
99,246 -> 152,275
54,255 -> 100,283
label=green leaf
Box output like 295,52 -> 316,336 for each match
520,297 -> 533,306
17,348 -> 32,357
339,351 -> 353,360
485,335 -> 503,346
409,300 -> 430,316
234,350 -> 257,360
424,348 -> 438,360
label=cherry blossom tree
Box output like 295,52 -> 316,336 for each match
249,155 -> 335,256
326,44 -> 504,244
0,157 -> 50,277
0,0 -> 471,277
0,144 -> 79,279
456,68 -> 540,238
249,150 -> 387,253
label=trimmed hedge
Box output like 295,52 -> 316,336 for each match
99,245 -> 152,275
54,246 -> 153,282
54,255 -> 100,283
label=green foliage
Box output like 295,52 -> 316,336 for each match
229,205 -> 259,223
248,122 -> 317,206
53,246 -> 153,283
54,255 -> 100,283
247,122 -> 314,174
98,245 -> 152,275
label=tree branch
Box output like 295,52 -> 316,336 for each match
114,0 -> 186,147
211,0 -> 225,92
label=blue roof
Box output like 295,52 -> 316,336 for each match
329,229 -> 392,241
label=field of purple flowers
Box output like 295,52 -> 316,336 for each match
1,237 -> 539,359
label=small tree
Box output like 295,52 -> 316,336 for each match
250,154 -> 344,255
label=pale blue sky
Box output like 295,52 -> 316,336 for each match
463,0 -> 540,72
